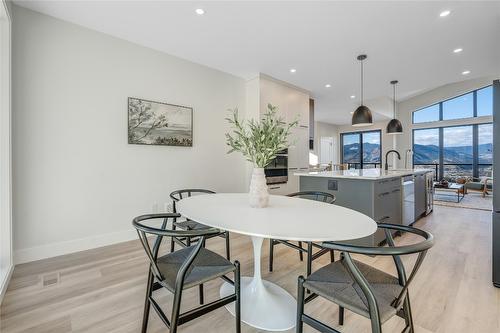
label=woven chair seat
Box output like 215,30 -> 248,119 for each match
304,259 -> 402,323
157,246 -> 234,292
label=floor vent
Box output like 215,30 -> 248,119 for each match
42,273 -> 60,287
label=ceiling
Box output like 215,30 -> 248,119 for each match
15,1 -> 500,125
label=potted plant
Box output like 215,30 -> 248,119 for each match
226,104 -> 298,208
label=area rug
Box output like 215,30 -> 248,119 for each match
434,191 -> 493,211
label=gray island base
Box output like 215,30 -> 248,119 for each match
295,169 -> 433,246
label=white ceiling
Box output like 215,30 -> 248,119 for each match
15,1 -> 500,125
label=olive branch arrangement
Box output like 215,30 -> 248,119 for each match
225,104 -> 298,168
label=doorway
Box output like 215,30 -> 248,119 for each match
320,136 -> 334,165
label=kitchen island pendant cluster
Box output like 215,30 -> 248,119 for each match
350,56 -> 404,134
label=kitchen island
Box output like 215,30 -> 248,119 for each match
295,168 -> 434,246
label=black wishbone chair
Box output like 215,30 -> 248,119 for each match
170,189 -> 231,260
269,191 -> 336,276
133,214 -> 241,333
296,223 -> 434,333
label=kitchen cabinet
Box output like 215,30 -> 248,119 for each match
298,175 -> 403,247
268,182 -> 288,195
285,90 -> 309,127
259,76 -> 310,195
288,126 -> 309,169
260,79 -> 286,118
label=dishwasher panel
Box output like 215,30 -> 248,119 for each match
402,176 -> 415,226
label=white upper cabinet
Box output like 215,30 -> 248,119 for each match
258,76 -> 310,170
259,77 -> 309,126
259,78 -> 286,120
296,126 -> 310,169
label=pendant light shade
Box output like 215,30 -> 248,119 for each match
352,54 -> 373,126
387,80 -> 403,134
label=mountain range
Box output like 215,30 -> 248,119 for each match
414,143 -> 492,164
343,143 -> 493,164
343,143 -> 381,163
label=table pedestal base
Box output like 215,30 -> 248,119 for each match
220,277 -> 296,331
220,236 -> 296,331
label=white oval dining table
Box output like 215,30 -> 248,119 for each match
177,193 -> 377,331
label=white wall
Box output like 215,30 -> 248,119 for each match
395,76 -> 498,168
12,6 -> 247,263
0,0 -> 12,303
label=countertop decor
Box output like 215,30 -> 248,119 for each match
225,104 -> 297,207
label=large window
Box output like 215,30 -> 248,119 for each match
413,128 -> 440,175
443,93 -> 473,120
443,126 -> 473,180
477,86 -> 493,117
478,123 -> 493,177
413,124 -> 492,181
413,105 -> 440,124
341,130 -> 381,169
413,85 -> 492,124
412,84 -> 493,180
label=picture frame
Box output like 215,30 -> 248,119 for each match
128,97 -> 193,147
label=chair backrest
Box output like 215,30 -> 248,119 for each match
170,189 -> 216,213
132,213 -> 221,285
322,223 -> 433,312
287,191 -> 336,204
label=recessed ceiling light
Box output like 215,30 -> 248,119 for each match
325,84 -> 331,88
350,95 -> 356,99
440,10 -> 451,17
453,48 -> 463,53
195,8 -> 205,15
462,70 -> 471,75
290,68 -> 297,73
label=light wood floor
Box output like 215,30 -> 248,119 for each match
1,205 -> 499,333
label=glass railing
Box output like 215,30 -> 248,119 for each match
414,163 -> 493,181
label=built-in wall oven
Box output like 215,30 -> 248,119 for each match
264,149 -> 288,185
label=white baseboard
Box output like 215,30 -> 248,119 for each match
13,229 -> 138,265
0,263 -> 14,305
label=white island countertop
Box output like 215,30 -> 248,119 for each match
294,168 -> 433,180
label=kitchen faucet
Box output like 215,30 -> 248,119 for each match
385,150 -> 401,171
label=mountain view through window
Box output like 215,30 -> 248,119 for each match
342,130 -> 381,168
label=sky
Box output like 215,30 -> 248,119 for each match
343,131 -> 381,145
146,101 -> 192,127
415,123 -> 492,147
413,85 -> 492,123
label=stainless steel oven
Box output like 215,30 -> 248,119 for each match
264,149 -> 288,185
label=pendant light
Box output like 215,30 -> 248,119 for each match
352,54 -> 373,127
386,80 -> 403,134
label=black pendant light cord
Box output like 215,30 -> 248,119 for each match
393,83 -> 396,118
360,59 -> 364,105
357,54 -> 367,106
391,80 -> 398,118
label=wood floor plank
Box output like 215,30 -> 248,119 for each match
1,205 -> 499,332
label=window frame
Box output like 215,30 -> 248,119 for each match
412,85 -> 492,124
341,130 -> 382,169
412,122 -> 492,180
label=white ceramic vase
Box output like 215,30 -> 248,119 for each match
249,167 -> 269,208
